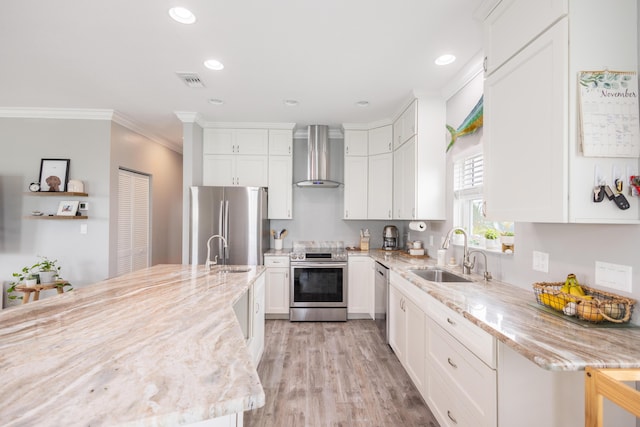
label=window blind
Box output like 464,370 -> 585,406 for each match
453,153 -> 483,197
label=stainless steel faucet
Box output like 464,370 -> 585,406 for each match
468,250 -> 492,281
442,227 -> 471,274
205,234 -> 228,270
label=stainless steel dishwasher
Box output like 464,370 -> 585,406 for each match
374,261 -> 389,343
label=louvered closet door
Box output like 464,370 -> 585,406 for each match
117,169 -> 150,276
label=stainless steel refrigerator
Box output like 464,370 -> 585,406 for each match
189,186 -> 269,266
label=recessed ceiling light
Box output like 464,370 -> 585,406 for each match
208,98 -> 224,105
283,99 -> 299,107
355,101 -> 370,107
204,59 -> 224,71
168,7 -> 196,24
435,54 -> 456,65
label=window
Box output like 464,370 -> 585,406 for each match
453,152 -> 513,249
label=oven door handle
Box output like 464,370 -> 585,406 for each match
291,262 -> 347,268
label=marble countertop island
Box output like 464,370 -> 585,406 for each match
366,250 -> 640,371
0,264 -> 265,427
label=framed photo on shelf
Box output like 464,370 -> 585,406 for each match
57,201 -> 79,216
39,158 -> 70,192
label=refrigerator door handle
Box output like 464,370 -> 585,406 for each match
224,200 -> 230,262
218,200 -> 225,261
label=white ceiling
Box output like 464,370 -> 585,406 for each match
0,0 -> 485,151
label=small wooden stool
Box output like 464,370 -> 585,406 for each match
585,366 -> 640,427
15,281 -> 68,304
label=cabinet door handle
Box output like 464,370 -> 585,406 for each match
236,144 -> 240,153
288,146 -> 291,154
346,146 -> 349,155
447,410 -> 458,424
388,142 -> 391,152
447,357 -> 458,369
446,317 -> 456,326
255,302 -> 260,314
483,56 -> 488,72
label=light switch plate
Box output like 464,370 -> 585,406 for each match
595,261 -> 632,293
533,251 -> 549,273
429,235 -> 434,247
80,223 -> 88,235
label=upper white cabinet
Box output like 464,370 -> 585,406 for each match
203,154 -> 268,187
368,153 -> 393,219
393,100 -> 417,149
268,129 -> 292,156
368,125 -> 393,155
483,0 -> 568,75
204,129 -> 268,155
392,98 -> 446,220
344,156 -> 368,219
268,129 -> 293,219
483,0 -> 639,223
344,130 -> 368,156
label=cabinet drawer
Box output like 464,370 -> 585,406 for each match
427,298 -> 496,368
427,320 -> 496,425
484,0 -> 567,74
264,256 -> 289,267
427,364 -> 491,427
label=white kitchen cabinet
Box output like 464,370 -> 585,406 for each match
388,273 -> 427,396
483,0 -> 567,75
264,255 -> 290,317
347,256 -> 374,318
344,130 -> 368,156
393,137 -> 416,219
392,97 -> 446,220
204,129 -> 268,155
250,274 -> 265,366
203,154 -> 268,187
343,156 -> 368,219
367,153 -> 393,219
368,125 -> 392,155
426,319 -> 496,427
268,155 -> 292,219
483,0 -> 639,223
268,129 -> 292,156
393,100 -> 417,150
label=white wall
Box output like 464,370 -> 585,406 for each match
0,116 -> 183,308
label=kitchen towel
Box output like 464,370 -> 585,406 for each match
408,221 -> 427,232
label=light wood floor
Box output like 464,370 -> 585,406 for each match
245,320 -> 439,427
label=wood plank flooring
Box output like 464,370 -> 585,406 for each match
244,320 -> 439,427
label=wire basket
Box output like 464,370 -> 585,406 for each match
533,282 -> 635,324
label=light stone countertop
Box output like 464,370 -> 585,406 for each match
365,249 -> 640,371
0,264 -> 266,427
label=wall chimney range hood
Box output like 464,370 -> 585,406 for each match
296,125 -> 342,188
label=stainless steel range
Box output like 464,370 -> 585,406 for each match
289,243 -> 348,321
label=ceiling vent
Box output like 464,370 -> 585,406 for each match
176,72 -> 205,88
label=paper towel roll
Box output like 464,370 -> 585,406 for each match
408,221 -> 427,231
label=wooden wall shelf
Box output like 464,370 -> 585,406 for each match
25,192 -> 89,197
25,215 -> 88,220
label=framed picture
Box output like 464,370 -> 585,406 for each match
57,201 -> 79,216
39,159 -> 70,192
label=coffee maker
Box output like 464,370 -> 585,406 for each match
382,225 -> 399,250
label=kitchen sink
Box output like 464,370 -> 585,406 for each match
409,268 -> 472,283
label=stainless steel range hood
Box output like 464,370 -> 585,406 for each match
296,125 -> 342,188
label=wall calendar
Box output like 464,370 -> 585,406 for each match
578,70 -> 640,158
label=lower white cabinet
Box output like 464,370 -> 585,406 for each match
426,319 -> 496,427
248,274 -> 265,366
347,256 -> 374,318
388,274 -> 427,395
264,255 -> 290,317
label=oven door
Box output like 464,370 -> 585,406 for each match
290,262 -> 347,308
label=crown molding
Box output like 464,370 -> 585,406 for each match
174,111 -> 203,125
0,107 -> 182,154
0,107 -> 114,120
440,51 -> 485,100
112,112 -> 182,154
202,121 -> 296,130
292,127 -> 344,139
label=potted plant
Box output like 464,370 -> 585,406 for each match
500,231 -> 515,252
452,228 -> 466,245
37,256 -> 61,284
484,228 -> 500,249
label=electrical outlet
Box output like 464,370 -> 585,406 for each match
595,261 -> 632,292
80,223 -> 88,234
533,251 -> 549,273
